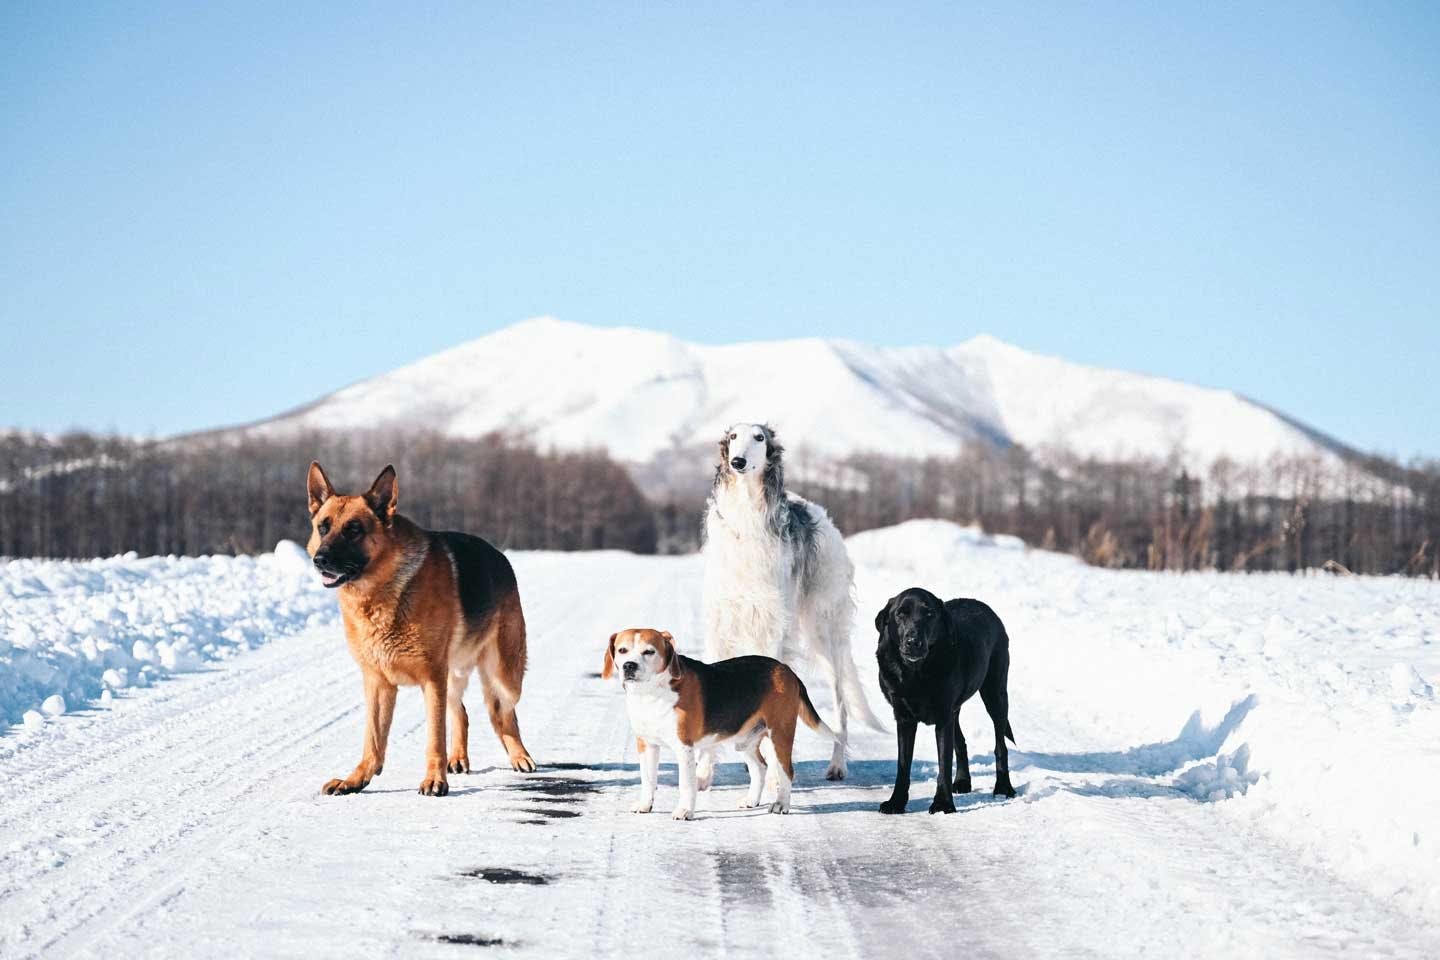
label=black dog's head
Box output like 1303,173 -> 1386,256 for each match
875,587 -> 949,665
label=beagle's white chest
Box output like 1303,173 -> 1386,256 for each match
624,684 -> 681,742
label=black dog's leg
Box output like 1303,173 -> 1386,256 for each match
951,714 -> 971,793
930,718 -> 957,814
980,668 -> 1016,798
879,719 -> 917,814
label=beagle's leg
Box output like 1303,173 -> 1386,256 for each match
696,746 -> 716,792
673,744 -> 697,821
632,738 -> 660,813
760,735 -> 792,814
738,740 -> 767,809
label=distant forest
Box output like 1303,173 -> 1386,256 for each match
0,431 -> 658,557
3,430 -> 1438,577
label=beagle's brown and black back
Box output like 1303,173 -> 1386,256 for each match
679,654 -> 800,739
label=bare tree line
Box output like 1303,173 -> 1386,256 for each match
0,430 -> 657,558
770,444 -> 1440,577
4,429 -> 1438,577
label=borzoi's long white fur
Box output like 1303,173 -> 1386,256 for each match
698,422 -> 885,786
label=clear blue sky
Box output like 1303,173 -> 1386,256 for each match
2,3 -> 1437,459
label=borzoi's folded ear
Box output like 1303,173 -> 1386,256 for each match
601,632 -> 618,679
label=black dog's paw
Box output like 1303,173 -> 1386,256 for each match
878,796 -> 909,814
929,796 -> 957,815
952,778 -> 972,794
993,780 -> 1017,799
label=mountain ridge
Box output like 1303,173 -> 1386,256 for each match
209,316 -> 1360,477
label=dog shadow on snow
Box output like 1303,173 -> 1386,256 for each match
788,693 -> 1259,815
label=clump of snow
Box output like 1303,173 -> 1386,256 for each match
0,543 -> 336,731
1390,662 -> 1434,702
1175,743 -> 1258,802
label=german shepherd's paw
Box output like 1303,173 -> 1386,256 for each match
418,776 -> 450,797
928,796 -> 957,815
321,777 -> 369,796
446,755 -> 471,775
509,752 -> 537,773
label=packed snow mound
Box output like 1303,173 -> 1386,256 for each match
846,518 -> 1031,571
0,542 -> 335,730
230,317 -> 1359,476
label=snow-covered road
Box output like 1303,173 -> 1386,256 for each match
3,524 -> 1438,957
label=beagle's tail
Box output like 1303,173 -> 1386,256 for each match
797,680 -> 838,741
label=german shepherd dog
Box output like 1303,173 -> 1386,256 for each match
307,462 -> 535,797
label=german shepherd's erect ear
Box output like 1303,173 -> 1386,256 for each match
601,632 -> 619,680
307,461 -> 335,516
365,465 -> 398,526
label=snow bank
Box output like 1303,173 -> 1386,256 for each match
0,541 -> 335,731
847,519 -> 1028,572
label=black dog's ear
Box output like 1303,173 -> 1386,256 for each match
874,601 -> 891,633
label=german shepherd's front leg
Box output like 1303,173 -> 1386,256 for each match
417,673 -> 449,796
323,669 -> 397,795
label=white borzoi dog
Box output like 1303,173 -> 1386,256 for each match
697,421 -> 884,788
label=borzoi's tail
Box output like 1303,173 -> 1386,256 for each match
831,644 -> 889,735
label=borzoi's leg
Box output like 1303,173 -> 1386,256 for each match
805,600 -> 852,781
827,693 -> 849,781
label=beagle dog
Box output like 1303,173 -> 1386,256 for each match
603,628 -> 836,819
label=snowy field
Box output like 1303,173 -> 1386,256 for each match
2,521 -> 1438,957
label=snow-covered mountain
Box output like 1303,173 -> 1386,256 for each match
233,316 -> 1356,474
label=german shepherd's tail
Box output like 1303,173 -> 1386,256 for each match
797,679 -> 839,741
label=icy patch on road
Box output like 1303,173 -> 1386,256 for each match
0,541 -> 335,731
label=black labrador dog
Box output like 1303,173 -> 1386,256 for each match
875,587 -> 1016,814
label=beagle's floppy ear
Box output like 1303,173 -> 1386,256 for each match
307,461 -> 334,516
659,630 -> 681,678
601,632 -> 619,680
